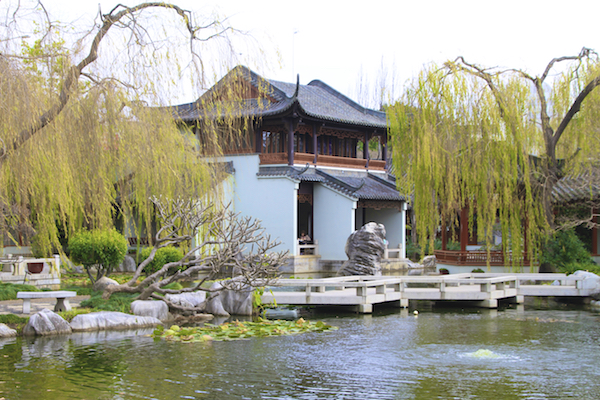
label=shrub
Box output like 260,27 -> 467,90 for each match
69,229 -> 128,283
0,282 -> 40,301
139,246 -> 184,276
541,229 -> 596,274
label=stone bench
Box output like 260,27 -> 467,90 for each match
17,291 -> 77,314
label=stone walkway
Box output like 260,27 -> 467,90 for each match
0,295 -> 90,316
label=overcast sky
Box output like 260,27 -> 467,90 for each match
19,0 -> 600,106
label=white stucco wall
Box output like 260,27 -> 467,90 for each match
364,207 -> 405,251
313,185 -> 356,260
224,155 -> 298,255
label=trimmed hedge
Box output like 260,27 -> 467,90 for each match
68,229 -> 127,282
139,246 -> 184,276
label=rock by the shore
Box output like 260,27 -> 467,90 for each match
572,270 -> 600,299
205,280 -> 254,316
70,311 -> 162,332
337,222 -> 386,276
422,255 -> 436,269
22,309 -> 72,336
0,323 -> 17,337
93,276 -> 119,292
165,292 -> 206,309
131,300 -> 169,321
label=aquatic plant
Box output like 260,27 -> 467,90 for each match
152,318 -> 337,342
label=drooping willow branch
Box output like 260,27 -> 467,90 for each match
0,2 -> 211,162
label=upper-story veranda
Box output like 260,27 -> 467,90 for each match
172,66 -> 389,171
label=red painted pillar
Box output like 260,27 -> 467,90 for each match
313,125 -> 318,164
460,206 -> 468,252
441,217 -> 447,251
287,120 -> 294,166
592,209 -> 598,255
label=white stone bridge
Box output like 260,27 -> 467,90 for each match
261,273 -> 599,313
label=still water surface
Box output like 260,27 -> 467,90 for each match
1,303 -> 599,399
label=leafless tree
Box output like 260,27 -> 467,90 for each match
103,197 -> 286,314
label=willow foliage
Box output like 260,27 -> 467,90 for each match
388,53 -> 600,269
0,2 -> 259,256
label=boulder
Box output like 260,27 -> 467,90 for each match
117,256 -> 137,273
165,292 -> 206,309
337,222 -> 386,276
131,300 -> 169,321
0,323 -> 17,338
422,255 -> 437,269
572,270 -> 600,299
205,279 -> 254,316
70,311 -> 162,332
93,276 -> 119,292
22,309 -> 72,336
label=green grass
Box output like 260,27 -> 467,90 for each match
0,313 -> 29,334
80,292 -> 138,313
0,313 -> 29,324
57,308 -> 92,322
0,282 -> 40,300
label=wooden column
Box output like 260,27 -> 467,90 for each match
287,120 -> 294,166
255,124 -> 262,153
313,125 -> 318,164
382,133 -> 387,165
592,208 -> 598,255
523,217 -> 529,264
460,206 -> 468,252
441,217 -> 447,251
364,131 -> 370,168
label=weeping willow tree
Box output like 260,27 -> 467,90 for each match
388,49 -> 600,268
0,1 -> 261,256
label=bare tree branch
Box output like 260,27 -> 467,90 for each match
103,197 -> 286,315
0,2 -> 217,162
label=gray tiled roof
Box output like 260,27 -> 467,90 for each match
552,173 -> 600,203
171,66 -> 387,129
257,166 -> 404,202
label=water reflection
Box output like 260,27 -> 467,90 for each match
0,306 -> 599,399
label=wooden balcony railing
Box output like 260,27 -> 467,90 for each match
128,237 -> 149,246
434,250 -> 531,266
259,152 -> 386,170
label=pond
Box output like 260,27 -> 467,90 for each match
1,302 -> 599,399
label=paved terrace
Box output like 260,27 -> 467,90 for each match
261,273 -> 597,313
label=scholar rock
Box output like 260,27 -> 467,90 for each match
205,279 -> 254,316
131,300 -> 169,321
22,309 -> 72,336
337,222 -> 386,276
70,311 -> 161,332
0,323 -> 17,337
93,276 -> 119,292
165,292 -> 206,309
421,255 -> 436,269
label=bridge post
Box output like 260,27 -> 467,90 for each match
476,299 -> 498,308
356,303 -> 373,313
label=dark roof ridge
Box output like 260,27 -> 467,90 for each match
307,79 -> 385,119
367,172 -> 398,190
197,65 -> 288,104
316,169 -> 365,193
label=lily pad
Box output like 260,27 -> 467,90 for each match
152,318 -> 338,342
